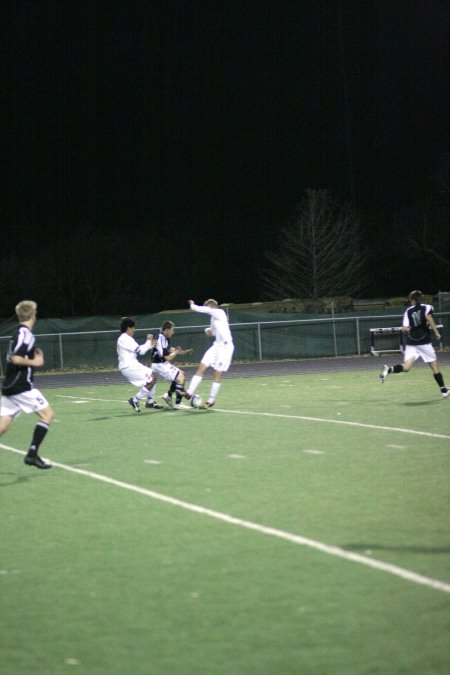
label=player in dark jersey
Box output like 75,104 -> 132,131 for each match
151,321 -> 193,408
380,290 -> 449,398
0,300 -> 54,468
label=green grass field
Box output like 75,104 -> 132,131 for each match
1,368 -> 449,674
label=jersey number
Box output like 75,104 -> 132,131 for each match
410,310 -> 423,327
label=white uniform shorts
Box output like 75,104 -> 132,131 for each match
1,389 -> 50,418
404,343 -> 437,364
151,362 -> 181,382
120,363 -> 154,388
201,342 -> 234,372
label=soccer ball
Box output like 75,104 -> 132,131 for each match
190,394 -> 202,409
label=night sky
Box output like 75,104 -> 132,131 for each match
2,0 -> 449,316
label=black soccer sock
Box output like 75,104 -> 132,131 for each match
433,372 -> 445,388
175,382 -> 187,396
168,380 -> 177,396
392,365 -> 403,373
28,422 -> 49,456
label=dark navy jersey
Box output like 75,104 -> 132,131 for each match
1,324 -> 36,395
403,303 -> 433,345
151,332 -> 171,363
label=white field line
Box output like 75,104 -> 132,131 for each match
1,442 -> 450,595
55,395 -> 450,440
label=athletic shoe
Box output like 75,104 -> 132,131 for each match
24,454 -> 52,469
145,401 -> 164,409
128,397 -> 141,413
379,365 -> 389,383
162,393 -> 174,408
201,401 -> 215,409
442,388 -> 449,398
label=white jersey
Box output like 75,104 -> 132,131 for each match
190,304 -> 233,344
117,333 -> 153,370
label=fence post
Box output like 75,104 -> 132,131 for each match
331,303 -> 338,357
356,317 -> 361,355
257,322 -> 262,361
58,333 -> 64,370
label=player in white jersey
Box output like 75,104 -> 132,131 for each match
117,317 -> 163,412
185,299 -> 234,408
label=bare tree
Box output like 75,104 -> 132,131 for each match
261,189 -> 368,300
389,154 -> 450,281
405,211 -> 450,269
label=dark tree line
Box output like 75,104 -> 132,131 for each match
1,161 -> 448,319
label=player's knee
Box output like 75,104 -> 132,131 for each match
40,407 -> 55,425
0,417 -> 13,435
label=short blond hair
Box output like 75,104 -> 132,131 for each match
409,290 -> 423,304
15,300 -> 37,322
204,298 -> 218,308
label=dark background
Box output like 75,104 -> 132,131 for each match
2,0 -> 449,317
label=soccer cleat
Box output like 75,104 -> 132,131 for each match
128,397 -> 141,413
24,454 -> 52,469
442,388 -> 449,398
200,400 -> 215,409
379,365 -> 390,383
162,393 -> 174,408
145,401 -> 163,409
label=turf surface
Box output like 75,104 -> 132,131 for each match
1,368 -> 449,674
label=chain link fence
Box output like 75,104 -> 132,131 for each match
1,311 -> 448,375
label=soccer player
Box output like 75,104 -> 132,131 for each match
186,299 -> 234,408
152,321 -> 193,408
117,317 -> 163,412
0,300 -> 54,469
151,321 -> 193,408
380,290 -> 449,398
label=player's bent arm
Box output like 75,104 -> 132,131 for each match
136,336 -> 154,356
164,349 -> 178,362
426,314 -> 441,339
11,352 -> 44,367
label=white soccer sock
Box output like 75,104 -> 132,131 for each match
187,375 -> 202,395
209,382 -> 221,402
146,384 -> 156,401
135,387 -> 148,401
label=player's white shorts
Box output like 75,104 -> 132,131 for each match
201,342 -> 234,372
404,343 -> 437,364
120,363 -> 154,388
0,389 -> 50,418
151,362 -> 181,381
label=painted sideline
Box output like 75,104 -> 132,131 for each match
2,442 -> 450,595
56,395 -> 450,440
